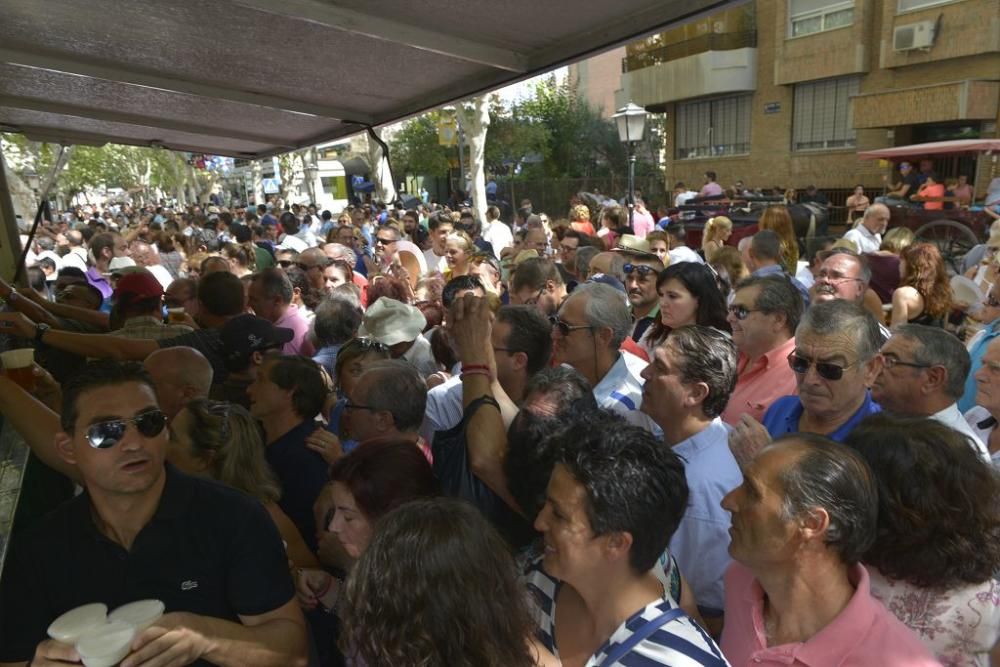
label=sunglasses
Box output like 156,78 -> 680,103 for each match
342,337 -> 390,355
787,352 -> 854,381
727,304 -> 759,320
86,410 -> 168,449
549,315 -> 594,337
374,237 -> 395,246
623,263 -> 657,277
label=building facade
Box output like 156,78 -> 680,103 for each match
607,0 -> 999,194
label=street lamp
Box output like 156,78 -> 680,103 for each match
613,102 -> 647,229
303,163 -> 319,204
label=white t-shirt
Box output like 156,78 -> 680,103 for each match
422,248 -> 447,275
483,221 -> 513,259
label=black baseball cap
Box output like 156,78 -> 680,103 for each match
220,314 -> 293,372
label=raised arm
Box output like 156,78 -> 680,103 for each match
449,294 -> 520,510
0,375 -> 79,482
17,287 -> 110,330
0,312 -> 157,361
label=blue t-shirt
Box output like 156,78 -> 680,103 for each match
762,393 -> 881,442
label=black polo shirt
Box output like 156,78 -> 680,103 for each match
264,419 -> 329,554
0,465 -> 294,664
157,328 -> 227,381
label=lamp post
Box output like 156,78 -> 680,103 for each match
613,102 -> 647,230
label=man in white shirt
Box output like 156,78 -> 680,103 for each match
841,204 -> 889,254
672,182 -> 699,208
871,323 -> 990,461
482,205 -> 513,259
423,211 -> 453,275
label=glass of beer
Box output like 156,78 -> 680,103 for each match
167,308 -> 185,324
1,348 -> 36,392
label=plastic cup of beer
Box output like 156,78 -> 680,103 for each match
1,348 -> 36,392
166,308 -> 185,324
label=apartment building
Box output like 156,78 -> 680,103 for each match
607,0 -> 1000,193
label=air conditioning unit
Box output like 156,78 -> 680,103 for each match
893,21 -> 936,51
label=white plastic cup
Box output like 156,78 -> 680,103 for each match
75,621 -> 136,667
108,599 -> 164,633
47,603 -> 109,644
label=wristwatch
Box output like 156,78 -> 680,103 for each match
34,322 -> 51,344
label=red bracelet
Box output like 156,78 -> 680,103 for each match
461,363 -> 491,373
461,368 -> 492,380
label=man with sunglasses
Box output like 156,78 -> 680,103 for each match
622,252 -> 665,342
0,361 -> 308,667
721,275 -> 802,425
871,324 -> 989,461
372,224 -> 400,270
294,248 -> 330,293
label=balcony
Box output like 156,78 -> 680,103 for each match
617,32 -> 757,109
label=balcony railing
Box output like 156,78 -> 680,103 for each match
622,31 -> 757,73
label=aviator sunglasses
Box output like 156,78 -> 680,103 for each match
787,352 -> 854,381
86,410 -> 168,449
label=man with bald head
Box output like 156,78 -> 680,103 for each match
588,251 -> 626,283
143,347 -> 214,419
296,248 -> 329,292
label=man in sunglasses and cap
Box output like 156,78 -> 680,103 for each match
0,360 -> 308,666
729,300 -> 883,467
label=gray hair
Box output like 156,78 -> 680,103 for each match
324,242 -> 358,266
663,326 -> 738,418
735,274 -> 803,335
360,360 -> 427,431
797,299 -> 880,362
573,282 -> 631,350
313,294 -> 363,347
825,248 -> 872,285
893,324 -> 970,399
750,230 -> 782,263
775,433 -> 878,565
575,246 -> 600,280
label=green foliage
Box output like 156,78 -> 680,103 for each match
388,113 -> 452,178
484,95 -> 550,175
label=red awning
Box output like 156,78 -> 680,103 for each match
858,139 -> 1000,160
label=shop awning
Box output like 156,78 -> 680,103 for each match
858,139 -> 1000,160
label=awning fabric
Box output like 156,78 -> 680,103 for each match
857,139 -> 1000,160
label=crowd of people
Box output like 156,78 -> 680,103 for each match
0,190 -> 998,667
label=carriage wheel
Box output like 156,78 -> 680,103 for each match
914,220 -> 980,274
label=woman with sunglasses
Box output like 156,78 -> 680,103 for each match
166,398 -> 320,569
638,262 -> 730,358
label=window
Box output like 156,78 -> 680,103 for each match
675,95 -> 752,160
898,0 -> 953,11
789,0 -> 854,37
792,77 -> 860,151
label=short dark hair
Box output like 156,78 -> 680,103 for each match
329,440 -> 438,520
602,206 -> 625,229
197,271 -> 246,317
845,414 -> 1000,588
705,171 -> 717,181
441,275 -> 485,308
89,232 -> 119,259
496,306 -> 552,376
556,416 -> 689,573
313,295 -> 363,347
279,212 -> 299,234
735,274 -> 803,335
360,360 -> 426,431
774,433 -> 878,565
61,361 -> 156,432
428,211 -> 454,231
751,230 -> 782,263
664,325 -> 737,418
253,268 -> 293,305
265,355 -> 328,419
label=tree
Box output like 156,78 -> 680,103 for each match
388,114 -> 452,178
455,96 -> 490,223
484,95 -> 550,176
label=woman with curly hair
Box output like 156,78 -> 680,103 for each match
757,206 -> 799,272
639,262 -> 730,356
701,215 -> 733,263
340,497 -> 557,667
569,203 -> 596,236
891,242 -> 952,327
845,415 -> 1000,666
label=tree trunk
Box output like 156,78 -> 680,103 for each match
252,160 -> 264,205
455,96 -> 490,225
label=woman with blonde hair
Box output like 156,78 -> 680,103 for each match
443,230 -> 475,279
569,203 -> 595,236
221,242 -> 256,277
757,205 -> 799,272
701,215 -> 733,262
891,242 -> 952,327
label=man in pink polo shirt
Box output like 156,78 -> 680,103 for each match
722,274 -> 801,425
248,268 -> 315,357
719,435 -> 940,666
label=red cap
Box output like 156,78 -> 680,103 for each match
113,272 -> 163,304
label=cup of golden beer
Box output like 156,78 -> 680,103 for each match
1,348 -> 36,392
167,308 -> 185,324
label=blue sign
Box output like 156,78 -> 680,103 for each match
764,102 -> 781,114
262,178 -> 281,194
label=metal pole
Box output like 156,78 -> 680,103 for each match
457,123 -> 466,197
627,145 -> 636,230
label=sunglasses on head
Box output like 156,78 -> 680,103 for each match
787,352 -> 853,381
85,410 -> 168,449
623,263 -> 657,277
